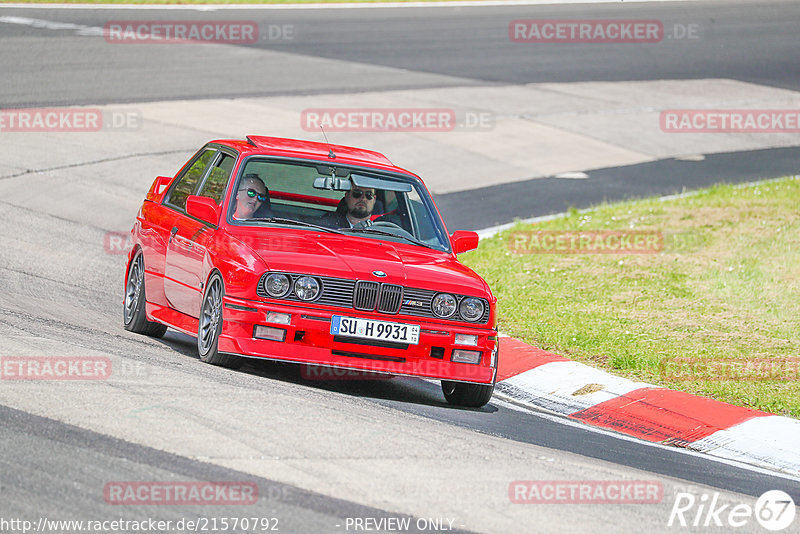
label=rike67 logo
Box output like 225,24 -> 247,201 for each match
669,490 -> 796,531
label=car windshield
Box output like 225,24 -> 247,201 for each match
228,158 -> 451,252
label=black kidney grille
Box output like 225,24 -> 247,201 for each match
377,284 -> 403,314
354,281 -> 379,310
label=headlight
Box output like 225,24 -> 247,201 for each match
264,273 -> 290,298
432,293 -> 457,318
294,276 -> 320,301
459,297 -> 485,322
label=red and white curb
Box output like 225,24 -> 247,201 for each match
494,336 -> 800,478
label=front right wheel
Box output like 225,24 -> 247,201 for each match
197,273 -> 243,369
441,380 -> 494,408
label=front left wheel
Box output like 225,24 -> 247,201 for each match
123,252 -> 167,338
197,273 -> 243,369
441,380 -> 494,408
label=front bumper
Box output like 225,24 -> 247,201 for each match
218,296 -> 497,384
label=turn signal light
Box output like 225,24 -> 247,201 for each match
454,334 -> 478,346
265,311 -> 291,325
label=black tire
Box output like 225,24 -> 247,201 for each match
197,273 -> 243,369
123,252 -> 167,338
441,380 -> 494,408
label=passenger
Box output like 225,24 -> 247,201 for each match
233,174 -> 271,219
318,185 -> 377,229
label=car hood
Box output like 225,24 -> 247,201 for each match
233,229 -> 490,297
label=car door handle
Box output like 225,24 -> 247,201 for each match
170,226 -> 194,248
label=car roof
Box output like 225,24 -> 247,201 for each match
212,135 -> 412,175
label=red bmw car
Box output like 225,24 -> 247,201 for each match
124,136 -> 497,407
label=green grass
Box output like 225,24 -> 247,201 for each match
461,177 -> 800,418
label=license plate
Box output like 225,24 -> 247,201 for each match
331,315 -> 420,345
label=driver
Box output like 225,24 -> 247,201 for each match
319,185 -> 376,229
233,174 -> 270,220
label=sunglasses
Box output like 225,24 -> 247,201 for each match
240,188 -> 268,202
350,190 -> 375,200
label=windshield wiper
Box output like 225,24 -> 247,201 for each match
248,217 -> 347,235
343,227 -> 436,249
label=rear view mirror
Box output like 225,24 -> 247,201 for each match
313,176 -> 352,191
450,231 -> 479,254
186,195 -> 220,226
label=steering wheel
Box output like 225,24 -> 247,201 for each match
370,220 -> 417,240
371,220 -> 402,230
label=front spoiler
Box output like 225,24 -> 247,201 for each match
218,296 -> 497,385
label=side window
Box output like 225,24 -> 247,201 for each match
383,190 -> 398,213
164,149 -> 215,211
406,188 -> 436,241
198,153 -> 235,204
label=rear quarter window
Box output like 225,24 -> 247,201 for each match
164,149 -> 216,210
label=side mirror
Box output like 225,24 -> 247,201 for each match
450,231 -> 479,254
186,195 -> 220,226
146,175 -> 174,202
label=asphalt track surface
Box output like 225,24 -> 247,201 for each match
437,146 -> 800,230
2,1 -> 800,227
2,0 -> 800,105
1,1 -> 799,533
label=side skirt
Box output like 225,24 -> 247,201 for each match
147,301 -> 199,337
